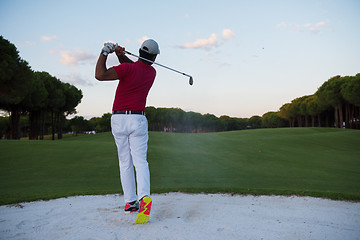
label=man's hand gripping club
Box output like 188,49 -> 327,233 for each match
101,42 -> 117,56
96,41 -> 132,81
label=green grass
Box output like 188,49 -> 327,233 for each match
1,128 -> 359,205
0,133 -> 120,205
148,128 -> 360,200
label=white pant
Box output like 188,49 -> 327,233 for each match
111,114 -> 150,204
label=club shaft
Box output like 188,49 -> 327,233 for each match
124,51 -> 191,78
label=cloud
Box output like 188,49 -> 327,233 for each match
56,72 -> 93,86
219,62 -> 230,67
18,41 -> 36,48
137,36 -> 149,44
277,21 -> 289,28
180,28 -> 235,49
222,29 -> 235,39
181,33 -> 218,49
59,50 -> 96,66
41,35 -> 57,42
294,24 -> 305,32
310,27 -> 320,34
316,21 -> 326,27
278,21 -> 327,34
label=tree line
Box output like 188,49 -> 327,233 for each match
0,36 -> 83,139
0,106 -> 286,139
279,74 -> 360,129
145,107 -> 287,132
0,113 -> 112,139
143,73 -> 359,132
144,73 -> 360,132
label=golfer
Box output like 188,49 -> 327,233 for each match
95,39 -> 159,223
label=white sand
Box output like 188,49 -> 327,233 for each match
1,193 -> 359,240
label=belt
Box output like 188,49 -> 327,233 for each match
112,110 -> 145,115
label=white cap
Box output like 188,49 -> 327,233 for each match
140,39 -> 160,55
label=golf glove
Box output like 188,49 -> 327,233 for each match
101,42 -> 117,56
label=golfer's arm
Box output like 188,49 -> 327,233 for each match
95,54 -> 118,81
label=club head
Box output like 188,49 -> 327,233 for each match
189,76 -> 193,85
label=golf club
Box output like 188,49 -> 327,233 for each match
123,50 -> 193,86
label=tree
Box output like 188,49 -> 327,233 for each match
23,71 -> 48,139
306,95 -> 320,127
341,74 -> 360,128
248,115 -> 262,129
291,97 -> 305,127
262,112 -> 288,128
341,74 -> 360,106
0,36 -> 33,139
220,115 -> 248,131
169,108 -> 185,132
42,74 -> 65,140
317,75 -> 345,128
57,83 -> 82,139
287,100 -> 300,127
0,116 -> 10,139
145,106 -> 158,131
279,103 -> 293,127
203,113 -> 220,132
299,96 -> 312,127
88,115 -> 110,133
184,111 -> 203,133
99,113 -> 111,132
70,116 -> 88,135
1,37 -> 83,140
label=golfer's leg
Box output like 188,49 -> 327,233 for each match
111,115 -> 137,204
129,115 -> 150,200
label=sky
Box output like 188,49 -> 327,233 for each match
1,0 -> 359,119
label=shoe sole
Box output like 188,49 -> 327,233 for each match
134,196 -> 152,225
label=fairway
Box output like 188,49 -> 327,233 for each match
0,128 -> 359,205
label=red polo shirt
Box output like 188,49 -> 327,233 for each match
112,61 -> 156,112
